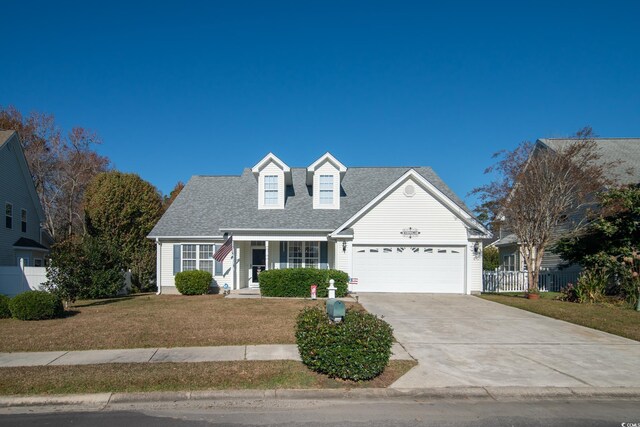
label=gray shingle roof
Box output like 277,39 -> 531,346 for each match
149,167 -> 474,237
539,138 -> 640,185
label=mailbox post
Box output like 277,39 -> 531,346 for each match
327,279 -> 336,299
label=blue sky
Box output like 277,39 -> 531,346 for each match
2,1 -> 639,209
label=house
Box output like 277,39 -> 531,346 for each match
0,130 -> 49,267
148,152 -> 491,294
494,137 -> 640,272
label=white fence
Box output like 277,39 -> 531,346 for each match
483,269 -> 581,293
0,259 -> 48,297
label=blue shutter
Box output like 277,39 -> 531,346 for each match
279,241 -> 288,268
320,241 -> 328,269
173,244 -> 181,275
215,244 -> 223,276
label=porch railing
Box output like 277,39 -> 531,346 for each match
482,269 -> 581,293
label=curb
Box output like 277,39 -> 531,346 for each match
2,387 -> 640,408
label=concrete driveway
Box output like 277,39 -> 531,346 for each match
358,293 -> 640,388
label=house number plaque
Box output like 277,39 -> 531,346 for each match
401,227 -> 420,238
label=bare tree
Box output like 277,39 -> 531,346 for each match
473,127 -> 614,292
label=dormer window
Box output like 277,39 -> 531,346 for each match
319,175 -> 334,205
264,175 -> 278,205
307,153 -> 346,210
252,153 -> 291,210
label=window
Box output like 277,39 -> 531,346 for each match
264,175 -> 278,205
289,241 -> 320,268
503,254 -> 516,271
21,209 -> 27,233
34,259 -> 43,267
199,244 -> 214,274
5,203 -> 12,229
182,244 -> 197,271
319,175 -> 333,205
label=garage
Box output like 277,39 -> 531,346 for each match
351,246 -> 465,293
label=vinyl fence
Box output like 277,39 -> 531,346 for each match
483,269 -> 581,293
0,259 -> 47,297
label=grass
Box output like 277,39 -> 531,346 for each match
0,294 -> 362,352
480,293 -> 640,342
0,360 -> 416,395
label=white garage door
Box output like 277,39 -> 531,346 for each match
352,246 -> 465,293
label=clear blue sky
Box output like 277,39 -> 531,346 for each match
2,1 -> 639,209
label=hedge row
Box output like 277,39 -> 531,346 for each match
295,306 -> 394,381
258,268 -> 348,298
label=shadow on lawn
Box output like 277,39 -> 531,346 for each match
72,296 -> 135,308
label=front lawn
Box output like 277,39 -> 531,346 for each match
0,294 -> 361,352
0,360 -> 417,395
480,293 -> 640,342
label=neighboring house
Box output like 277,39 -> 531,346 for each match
494,137 -> 640,272
149,152 -> 491,294
0,130 -> 49,267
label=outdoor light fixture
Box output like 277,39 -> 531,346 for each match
473,242 -> 480,255
342,241 -> 347,253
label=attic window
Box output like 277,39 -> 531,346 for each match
264,175 -> 278,205
319,175 -> 333,204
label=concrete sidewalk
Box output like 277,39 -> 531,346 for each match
0,343 -> 413,368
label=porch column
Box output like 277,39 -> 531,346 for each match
265,240 -> 269,270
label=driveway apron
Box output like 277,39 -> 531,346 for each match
358,293 -> 640,388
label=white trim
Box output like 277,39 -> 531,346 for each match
155,238 -> 162,295
222,228 -> 333,232
330,169 -> 491,238
306,152 -> 347,185
251,152 -> 291,174
233,235 -> 329,242
148,236 -> 225,240
13,246 -> 49,252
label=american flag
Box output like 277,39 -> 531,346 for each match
213,236 -> 233,262
349,277 -> 358,285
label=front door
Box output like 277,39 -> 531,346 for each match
251,248 -> 266,286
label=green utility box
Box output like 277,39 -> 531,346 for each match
326,298 -> 345,321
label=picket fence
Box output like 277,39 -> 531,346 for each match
482,269 -> 581,293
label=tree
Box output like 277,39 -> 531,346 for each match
473,127 -> 612,293
84,171 -> 163,291
163,181 -> 185,211
483,246 -> 500,270
554,185 -> 640,304
0,105 -> 109,240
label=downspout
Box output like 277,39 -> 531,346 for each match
156,238 -> 162,295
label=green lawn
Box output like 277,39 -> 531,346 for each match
480,293 -> 640,342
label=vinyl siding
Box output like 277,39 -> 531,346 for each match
258,162 -> 286,209
312,161 -> 340,209
468,242 -> 483,293
350,177 -> 469,245
0,137 -> 44,266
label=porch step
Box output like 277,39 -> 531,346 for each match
225,288 -> 262,299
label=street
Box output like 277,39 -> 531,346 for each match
1,398 -> 639,426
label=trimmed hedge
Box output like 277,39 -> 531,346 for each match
0,295 -> 11,319
8,291 -> 64,321
175,270 -> 213,295
295,306 -> 394,381
259,268 -> 348,298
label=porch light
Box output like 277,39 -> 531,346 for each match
342,241 -> 347,253
473,242 -> 480,255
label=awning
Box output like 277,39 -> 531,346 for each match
13,237 -> 49,251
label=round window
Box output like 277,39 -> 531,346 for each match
404,184 -> 416,197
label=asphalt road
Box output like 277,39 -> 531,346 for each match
2,399 -> 639,426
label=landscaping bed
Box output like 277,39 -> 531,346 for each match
480,293 -> 640,342
0,294 -> 362,352
0,360 -> 416,395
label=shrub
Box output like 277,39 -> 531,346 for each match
0,295 -> 11,319
295,306 -> 394,381
560,269 -> 609,303
259,268 -> 348,298
9,291 -> 64,321
175,270 -> 212,295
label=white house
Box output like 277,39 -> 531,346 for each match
148,153 -> 491,294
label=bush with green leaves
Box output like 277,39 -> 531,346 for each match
0,295 -> 11,319
175,270 -> 212,295
295,306 -> 393,381
9,291 -> 64,321
560,269 -> 609,303
259,268 -> 348,298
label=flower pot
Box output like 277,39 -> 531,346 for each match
526,293 -> 540,300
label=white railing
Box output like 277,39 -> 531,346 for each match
483,269 -> 580,293
0,259 -> 47,296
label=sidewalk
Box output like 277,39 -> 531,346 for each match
0,342 -> 413,368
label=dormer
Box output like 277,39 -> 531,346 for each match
307,153 -> 347,210
252,153 -> 291,209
